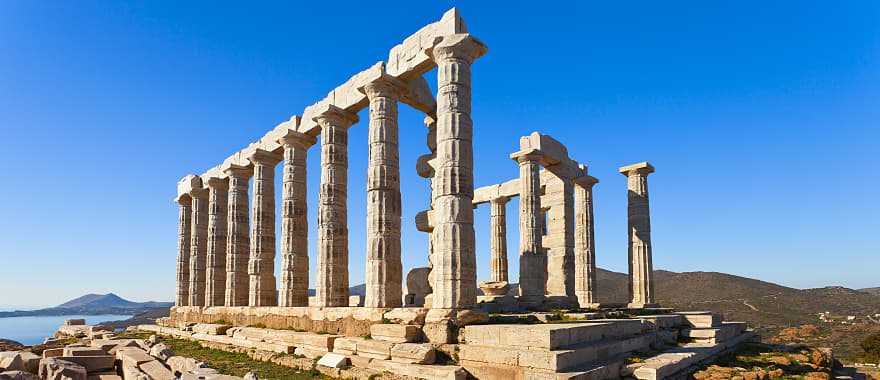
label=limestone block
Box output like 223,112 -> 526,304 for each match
121,364 -> 149,380
191,324 -> 231,335
348,296 -> 364,307
115,348 -> 154,368
676,312 -> 721,328
348,355 -> 373,369
390,343 -> 436,364
86,374 -> 122,380
38,358 -> 87,380
0,354 -> 24,372
62,347 -> 106,357
166,356 -> 205,375
316,353 -> 349,369
0,370 -> 37,380
293,346 -> 325,359
138,360 -> 174,380
42,349 -> 63,359
57,356 -> 114,372
368,358 -> 467,380
370,324 -> 421,343
356,340 -> 394,360
422,322 -> 454,344
287,333 -> 339,351
332,337 -> 365,355
148,343 -> 173,361
478,281 -> 509,296
383,308 -> 427,325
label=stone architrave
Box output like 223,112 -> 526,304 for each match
574,175 -> 599,308
426,34 -> 487,312
188,187 -> 209,307
175,195 -> 192,306
511,151 -> 547,306
247,149 -> 283,307
489,196 -> 510,283
361,75 -> 407,308
278,131 -> 316,307
224,165 -> 252,307
314,105 -> 359,307
619,162 -> 656,308
204,177 -> 229,307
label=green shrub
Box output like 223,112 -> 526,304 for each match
861,333 -> 880,363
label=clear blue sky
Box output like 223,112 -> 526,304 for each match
1,1 -> 878,308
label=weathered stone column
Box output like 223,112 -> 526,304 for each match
188,187 -> 209,307
361,75 -> 406,308
427,34 -> 486,312
248,149 -> 283,307
175,195 -> 192,306
314,105 -> 358,307
489,197 -> 510,283
619,162 -> 657,308
224,165 -> 252,307
512,152 -> 547,306
204,177 -> 229,307
574,175 -> 599,308
278,131 -> 316,307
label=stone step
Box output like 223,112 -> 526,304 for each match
681,322 -> 747,344
463,319 -> 647,350
630,330 -> 756,380
460,333 -> 654,372
674,311 -> 721,328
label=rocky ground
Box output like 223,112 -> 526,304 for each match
691,342 -> 877,380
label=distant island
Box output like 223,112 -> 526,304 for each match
0,293 -> 172,318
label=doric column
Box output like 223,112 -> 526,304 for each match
278,131 -> 316,307
248,149 -> 283,307
314,105 -> 358,307
361,75 -> 406,308
489,197 -> 510,283
204,177 -> 229,307
175,195 -> 192,306
427,34 -> 487,311
574,175 -> 599,308
188,187 -> 209,307
619,162 -> 656,308
224,165 -> 252,307
512,152 -> 547,306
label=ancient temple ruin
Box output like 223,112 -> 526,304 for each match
166,9 -> 753,379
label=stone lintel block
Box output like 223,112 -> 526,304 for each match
370,324 -> 422,343
390,343 -> 436,365
317,352 -> 350,369
618,161 -> 655,176
57,356 -> 115,372
573,175 -> 599,188
356,339 -> 395,360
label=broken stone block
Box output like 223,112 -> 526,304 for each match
293,346 -> 325,360
0,353 -> 24,372
38,358 -> 87,380
115,348 -> 154,368
332,337 -> 364,355
390,343 -> 436,364
57,356 -> 114,372
138,360 -> 174,380
383,308 -> 428,325
148,343 -> 174,361
63,347 -> 107,357
370,324 -> 421,343
191,324 -> 231,336
86,371 -> 122,380
166,356 -> 205,375
317,353 -> 349,369
357,340 -> 394,360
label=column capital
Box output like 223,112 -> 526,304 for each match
205,176 -> 229,190
510,148 -> 559,166
358,74 -> 407,100
247,149 -> 283,166
189,186 -> 209,199
222,164 -> 253,179
489,195 -> 511,205
574,175 -> 599,188
278,130 -> 317,149
429,33 -> 488,64
174,194 -> 192,206
619,162 -> 655,177
312,104 -> 359,127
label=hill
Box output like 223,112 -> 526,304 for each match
860,287 -> 880,296
0,293 -> 172,318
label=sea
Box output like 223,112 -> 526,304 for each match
0,314 -> 130,345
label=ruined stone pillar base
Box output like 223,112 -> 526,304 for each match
424,308 -> 489,343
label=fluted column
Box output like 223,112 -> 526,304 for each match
278,131 -> 316,307
175,195 -> 192,306
489,197 -> 510,283
427,34 -> 487,311
361,75 -> 406,308
188,187 -> 209,307
574,175 -> 599,308
619,162 -> 656,308
512,152 -> 546,306
315,105 -> 358,307
224,166 -> 252,307
248,149 -> 283,307
204,177 -> 229,307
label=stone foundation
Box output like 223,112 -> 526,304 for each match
169,306 -> 398,337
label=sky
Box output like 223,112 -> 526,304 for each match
1,1 -> 878,308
